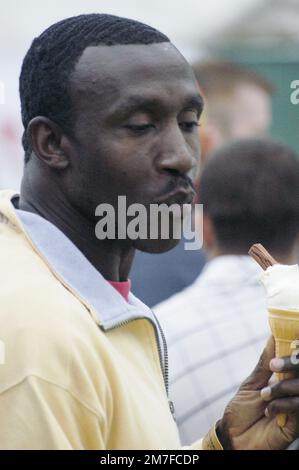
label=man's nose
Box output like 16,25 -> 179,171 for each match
156,126 -> 198,177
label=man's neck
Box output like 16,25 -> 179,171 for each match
18,178 -> 135,282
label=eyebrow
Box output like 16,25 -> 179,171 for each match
109,93 -> 204,119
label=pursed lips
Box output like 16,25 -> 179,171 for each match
155,186 -> 195,206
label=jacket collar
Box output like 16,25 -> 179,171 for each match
0,191 -> 157,332
18,208 -> 159,330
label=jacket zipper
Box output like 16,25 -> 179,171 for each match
150,310 -> 169,396
151,312 -> 176,422
104,314 -> 176,420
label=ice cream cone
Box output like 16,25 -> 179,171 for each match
248,244 -> 299,428
268,308 -> 299,427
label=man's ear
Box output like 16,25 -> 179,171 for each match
27,116 -> 71,170
202,213 -> 216,251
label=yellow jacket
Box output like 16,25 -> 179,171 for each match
0,190 -> 220,450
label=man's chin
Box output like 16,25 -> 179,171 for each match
133,237 -> 181,254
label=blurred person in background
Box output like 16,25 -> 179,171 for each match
195,61 -> 274,163
130,61 -> 274,307
155,138 -> 299,445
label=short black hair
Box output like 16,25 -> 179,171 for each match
199,138 -> 299,256
19,13 -> 170,162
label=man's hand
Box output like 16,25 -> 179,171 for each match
217,336 -> 299,450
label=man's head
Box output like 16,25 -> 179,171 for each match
199,138 -> 299,263
19,14 -> 202,253
192,61 -> 273,162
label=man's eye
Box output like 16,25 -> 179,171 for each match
179,121 -> 200,132
125,124 -> 155,133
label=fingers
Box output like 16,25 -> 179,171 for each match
241,336 -> 275,390
261,379 -> 299,401
264,397 -> 299,418
270,355 -> 299,374
261,378 -> 299,419
269,338 -> 299,373
255,340 -> 299,421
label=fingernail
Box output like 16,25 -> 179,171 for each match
265,408 -> 269,417
261,386 -> 272,400
270,358 -> 284,372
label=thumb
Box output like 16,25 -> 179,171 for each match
241,335 -> 275,391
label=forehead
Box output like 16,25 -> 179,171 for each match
70,43 -> 200,111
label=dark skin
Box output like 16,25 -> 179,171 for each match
19,43 -> 201,281
218,337 -> 299,449
18,42 -> 299,449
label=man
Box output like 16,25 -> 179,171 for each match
130,61 -> 273,307
0,13 -> 299,450
194,61 -> 273,162
155,138 -> 299,444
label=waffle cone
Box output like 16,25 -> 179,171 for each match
268,308 -> 299,427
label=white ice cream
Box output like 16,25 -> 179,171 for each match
261,264 -> 299,311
